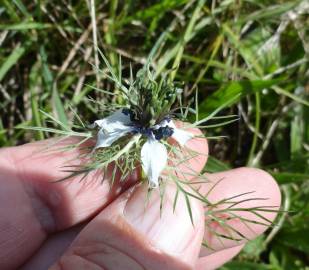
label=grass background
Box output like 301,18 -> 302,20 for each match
0,0 -> 309,269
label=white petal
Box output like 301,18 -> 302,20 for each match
93,109 -> 132,131
93,109 -> 134,149
165,120 -> 194,146
95,126 -> 133,148
171,128 -> 193,146
141,139 -> 167,187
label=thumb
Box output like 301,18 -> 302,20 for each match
49,183 -> 205,270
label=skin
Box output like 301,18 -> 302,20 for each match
0,126 -> 281,270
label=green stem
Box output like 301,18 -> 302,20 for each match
247,92 -> 261,166
169,0 -> 206,82
264,185 -> 290,246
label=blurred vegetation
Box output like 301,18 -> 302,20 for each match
0,0 -> 309,269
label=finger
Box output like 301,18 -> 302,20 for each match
4,126 -> 207,230
0,127 -> 207,269
170,122 -> 208,181
195,245 -> 244,270
49,183 -> 205,270
4,125 -> 207,229
1,137 -> 134,231
20,225 -> 84,270
0,137 -> 139,270
200,167 -> 281,256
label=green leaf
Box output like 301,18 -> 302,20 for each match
270,172 -> 309,184
2,0 -> 19,20
0,42 -> 30,81
170,0 -> 206,81
40,46 -> 53,89
39,46 -> 68,128
220,261 -> 271,270
204,156 -> 231,173
29,62 -> 44,140
290,100 -> 304,158
198,79 -> 279,119
222,24 -> 264,76
52,87 -> 68,128
0,22 -> 52,30
238,2 -> 300,24
120,0 -> 189,25
242,235 -> 266,259
0,119 -> 8,146
273,86 -> 309,107
12,0 -> 31,18
278,229 -> 309,253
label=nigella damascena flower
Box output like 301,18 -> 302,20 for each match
91,109 -> 193,187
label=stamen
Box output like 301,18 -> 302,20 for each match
153,126 -> 174,140
123,108 -> 174,141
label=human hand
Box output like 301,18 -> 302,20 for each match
0,126 -> 281,270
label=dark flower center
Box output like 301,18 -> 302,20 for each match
152,126 -> 174,140
122,108 -> 174,141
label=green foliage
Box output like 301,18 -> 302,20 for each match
198,79 -> 280,119
1,0 -> 309,268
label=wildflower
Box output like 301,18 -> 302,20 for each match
92,109 -> 193,187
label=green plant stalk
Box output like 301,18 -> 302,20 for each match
169,0 -> 206,81
247,92 -> 261,166
105,0 -> 118,68
30,88 -> 44,140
